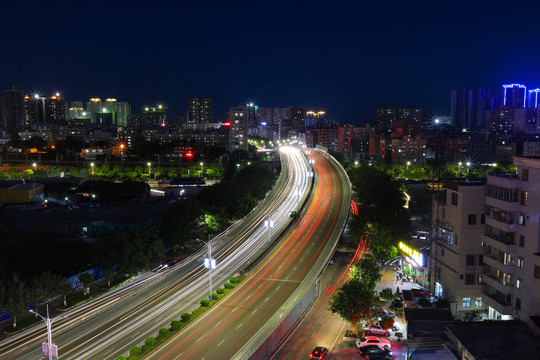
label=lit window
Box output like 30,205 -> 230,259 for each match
463,297 -> 471,308
475,297 -> 483,307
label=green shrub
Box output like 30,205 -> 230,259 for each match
224,282 -> 234,289
129,346 -> 142,356
145,337 -> 157,347
158,328 -> 170,338
211,292 -> 218,300
200,299 -> 210,307
230,276 -> 239,283
115,357 -> 127,360
216,287 -> 224,294
170,320 -> 182,330
181,312 -> 191,322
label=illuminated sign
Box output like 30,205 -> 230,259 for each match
399,242 -> 424,267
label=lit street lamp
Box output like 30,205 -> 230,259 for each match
197,236 -> 216,301
29,304 -> 66,360
200,162 -> 204,178
458,162 -> 462,177
354,161 -> 358,166
147,162 -> 152,179
466,161 -> 471,174
406,161 -> 411,169
91,162 -> 95,176
120,144 -> 125,166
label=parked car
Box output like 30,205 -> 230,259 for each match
356,336 -> 391,349
366,348 -> 394,360
411,288 -> 430,297
391,298 -> 403,309
375,308 -> 395,319
363,324 -> 389,336
309,346 -> 328,359
358,345 -> 393,357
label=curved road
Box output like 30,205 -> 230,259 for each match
145,149 -> 351,359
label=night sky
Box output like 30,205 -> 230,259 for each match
3,0 -> 540,123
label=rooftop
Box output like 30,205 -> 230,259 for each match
446,321 -> 540,360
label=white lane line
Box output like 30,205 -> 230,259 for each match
236,323 -> 243,329
264,297 -> 270,302
218,339 -> 225,347
251,309 -> 258,315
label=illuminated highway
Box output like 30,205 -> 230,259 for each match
0,147 -> 310,360
144,149 -> 351,360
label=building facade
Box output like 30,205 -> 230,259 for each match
431,181 -> 487,317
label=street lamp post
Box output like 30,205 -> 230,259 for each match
466,161 -> 471,175
264,219 -> 274,246
406,161 -> 411,169
29,304 -> 66,360
200,162 -> 204,178
197,236 -> 216,301
91,162 -> 95,176
120,144 -> 125,166
147,162 -> 152,179
458,162 -> 462,177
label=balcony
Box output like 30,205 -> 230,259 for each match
482,290 -> 514,315
481,272 -> 514,294
483,229 -> 516,253
485,196 -> 521,212
482,254 -> 515,273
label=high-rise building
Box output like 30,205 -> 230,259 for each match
482,157 -> 540,321
228,104 -> 249,151
257,107 -> 272,126
1,87 -> 25,132
246,103 -> 257,128
397,107 -> 424,135
451,88 -> 495,130
24,94 -> 46,128
376,108 -> 397,133
117,102 -> 131,127
67,101 -> 85,121
486,107 -> 537,137
431,181 -> 487,318
503,84 -> 527,108
305,111 -> 326,127
527,89 -> 540,109
272,108 -> 289,126
86,98 -> 102,123
289,106 -> 305,130
45,94 -> 66,124
187,97 -> 212,128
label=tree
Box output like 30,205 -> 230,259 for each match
328,279 -> 377,333
102,268 -> 117,287
78,272 -> 94,296
378,316 -> 395,331
3,274 -> 29,328
358,257 -> 382,290
463,309 -> 483,322
379,287 -> 394,302
57,282 -> 74,307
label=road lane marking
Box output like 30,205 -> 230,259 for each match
218,339 -> 225,347
236,323 -> 243,329
264,297 -> 270,302
251,309 -> 258,315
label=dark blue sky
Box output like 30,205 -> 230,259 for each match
3,0 -> 540,123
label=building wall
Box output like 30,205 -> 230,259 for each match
0,183 -> 44,204
432,183 -> 486,316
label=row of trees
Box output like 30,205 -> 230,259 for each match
346,161 -> 518,182
160,161 -> 278,249
0,162 -> 225,182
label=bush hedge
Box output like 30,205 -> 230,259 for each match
115,275 -> 245,359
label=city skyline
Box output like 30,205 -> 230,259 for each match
2,1 -> 540,123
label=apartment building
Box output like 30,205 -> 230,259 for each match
482,156 -> 540,322
432,180 -> 487,317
